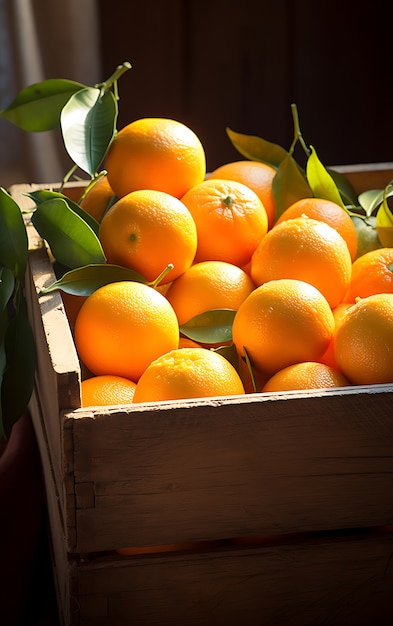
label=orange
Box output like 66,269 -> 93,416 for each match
343,247 -> 393,303
79,175 -> 116,222
181,178 -> 268,267
133,347 -> 245,402
262,361 -> 351,392
105,118 -> 206,199
232,278 -> 335,376
334,292 -> 393,385
319,302 -> 353,370
209,160 -> 277,228
98,189 -> 197,284
165,260 -> 256,325
377,225 -> 393,248
116,541 -> 213,556
178,337 -> 201,349
275,197 -> 358,261
250,216 -> 352,308
81,374 -> 136,407
351,215 -> 382,258
74,281 -> 179,381
61,291 -> 88,331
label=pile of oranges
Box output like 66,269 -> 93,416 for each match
68,117 -> 393,407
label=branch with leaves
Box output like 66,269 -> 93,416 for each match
0,62 -> 132,439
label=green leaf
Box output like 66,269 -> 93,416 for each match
376,185 -> 393,227
272,154 -> 312,218
61,87 -> 118,176
180,309 -> 236,344
351,215 -> 382,258
376,183 -> 393,247
211,342 -> 239,371
327,168 -> 358,207
226,128 -> 288,168
243,346 -> 257,393
26,189 -> 100,236
31,198 -> 106,269
0,267 -> 15,313
358,189 -> 385,217
41,263 -> 147,296
306,146 -> 346,210
0,188 -> 28,280
0,79 -> 86,131
1,305 -> 36,438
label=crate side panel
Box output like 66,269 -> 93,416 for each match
25,259 -> 74,496
73,532 -> 393,626
27,247 -> 81,408
70,388 -> 393,553
332,162 -> 393,194
25,249 -> 81,516
28,390 -> 73,626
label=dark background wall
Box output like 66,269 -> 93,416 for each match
98,0 -> 392,172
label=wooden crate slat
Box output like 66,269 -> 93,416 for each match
332,162 -> 393,194
70,531 -> 393,626
68,388 -> 393,552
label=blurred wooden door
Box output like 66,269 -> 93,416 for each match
98,0 -> 392,170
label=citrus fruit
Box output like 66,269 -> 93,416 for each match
209,160 -> 277,228
81,375 -> 136,407
165,260 -> 256,325
250,216 -> 352,308
343,247 -> 393,303
351,215 -> 382,258
61,292 -> 88,331
275,197 -> 358,261
334,293 -> 393,385
181,178 -> 268,267
178,337 -> 201,349
105,117 -> 206,199
98,189 -> 197,284
133,347 -> 245,402
232,278 -> 335,376
377,225 -> 393,248
319,302 -> 353,370
74,281 -> 179,381
79,175 -> 116,222
262,361 -> 351,392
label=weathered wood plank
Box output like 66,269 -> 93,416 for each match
68,387 -> 393,552
70,530 -> 393,626
333,162 -> 393,194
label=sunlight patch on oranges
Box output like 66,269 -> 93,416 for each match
105,117 -> 206,199
98,189 -> 198,284
74,281 -> 179,382
181,178 -> 268,267
132,348 -> 245,403
66,116 -> 393,399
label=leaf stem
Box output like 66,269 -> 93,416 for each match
289,103 -> 310,158
60,163 -> 79,190
78,170 -> 108,203
96,62 -> 132,98
149,264 -> 174,289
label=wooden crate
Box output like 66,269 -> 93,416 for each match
10,165 -> 393,625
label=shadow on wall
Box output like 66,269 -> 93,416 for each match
1,0 -> 391,189
98,0 -> 393,171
